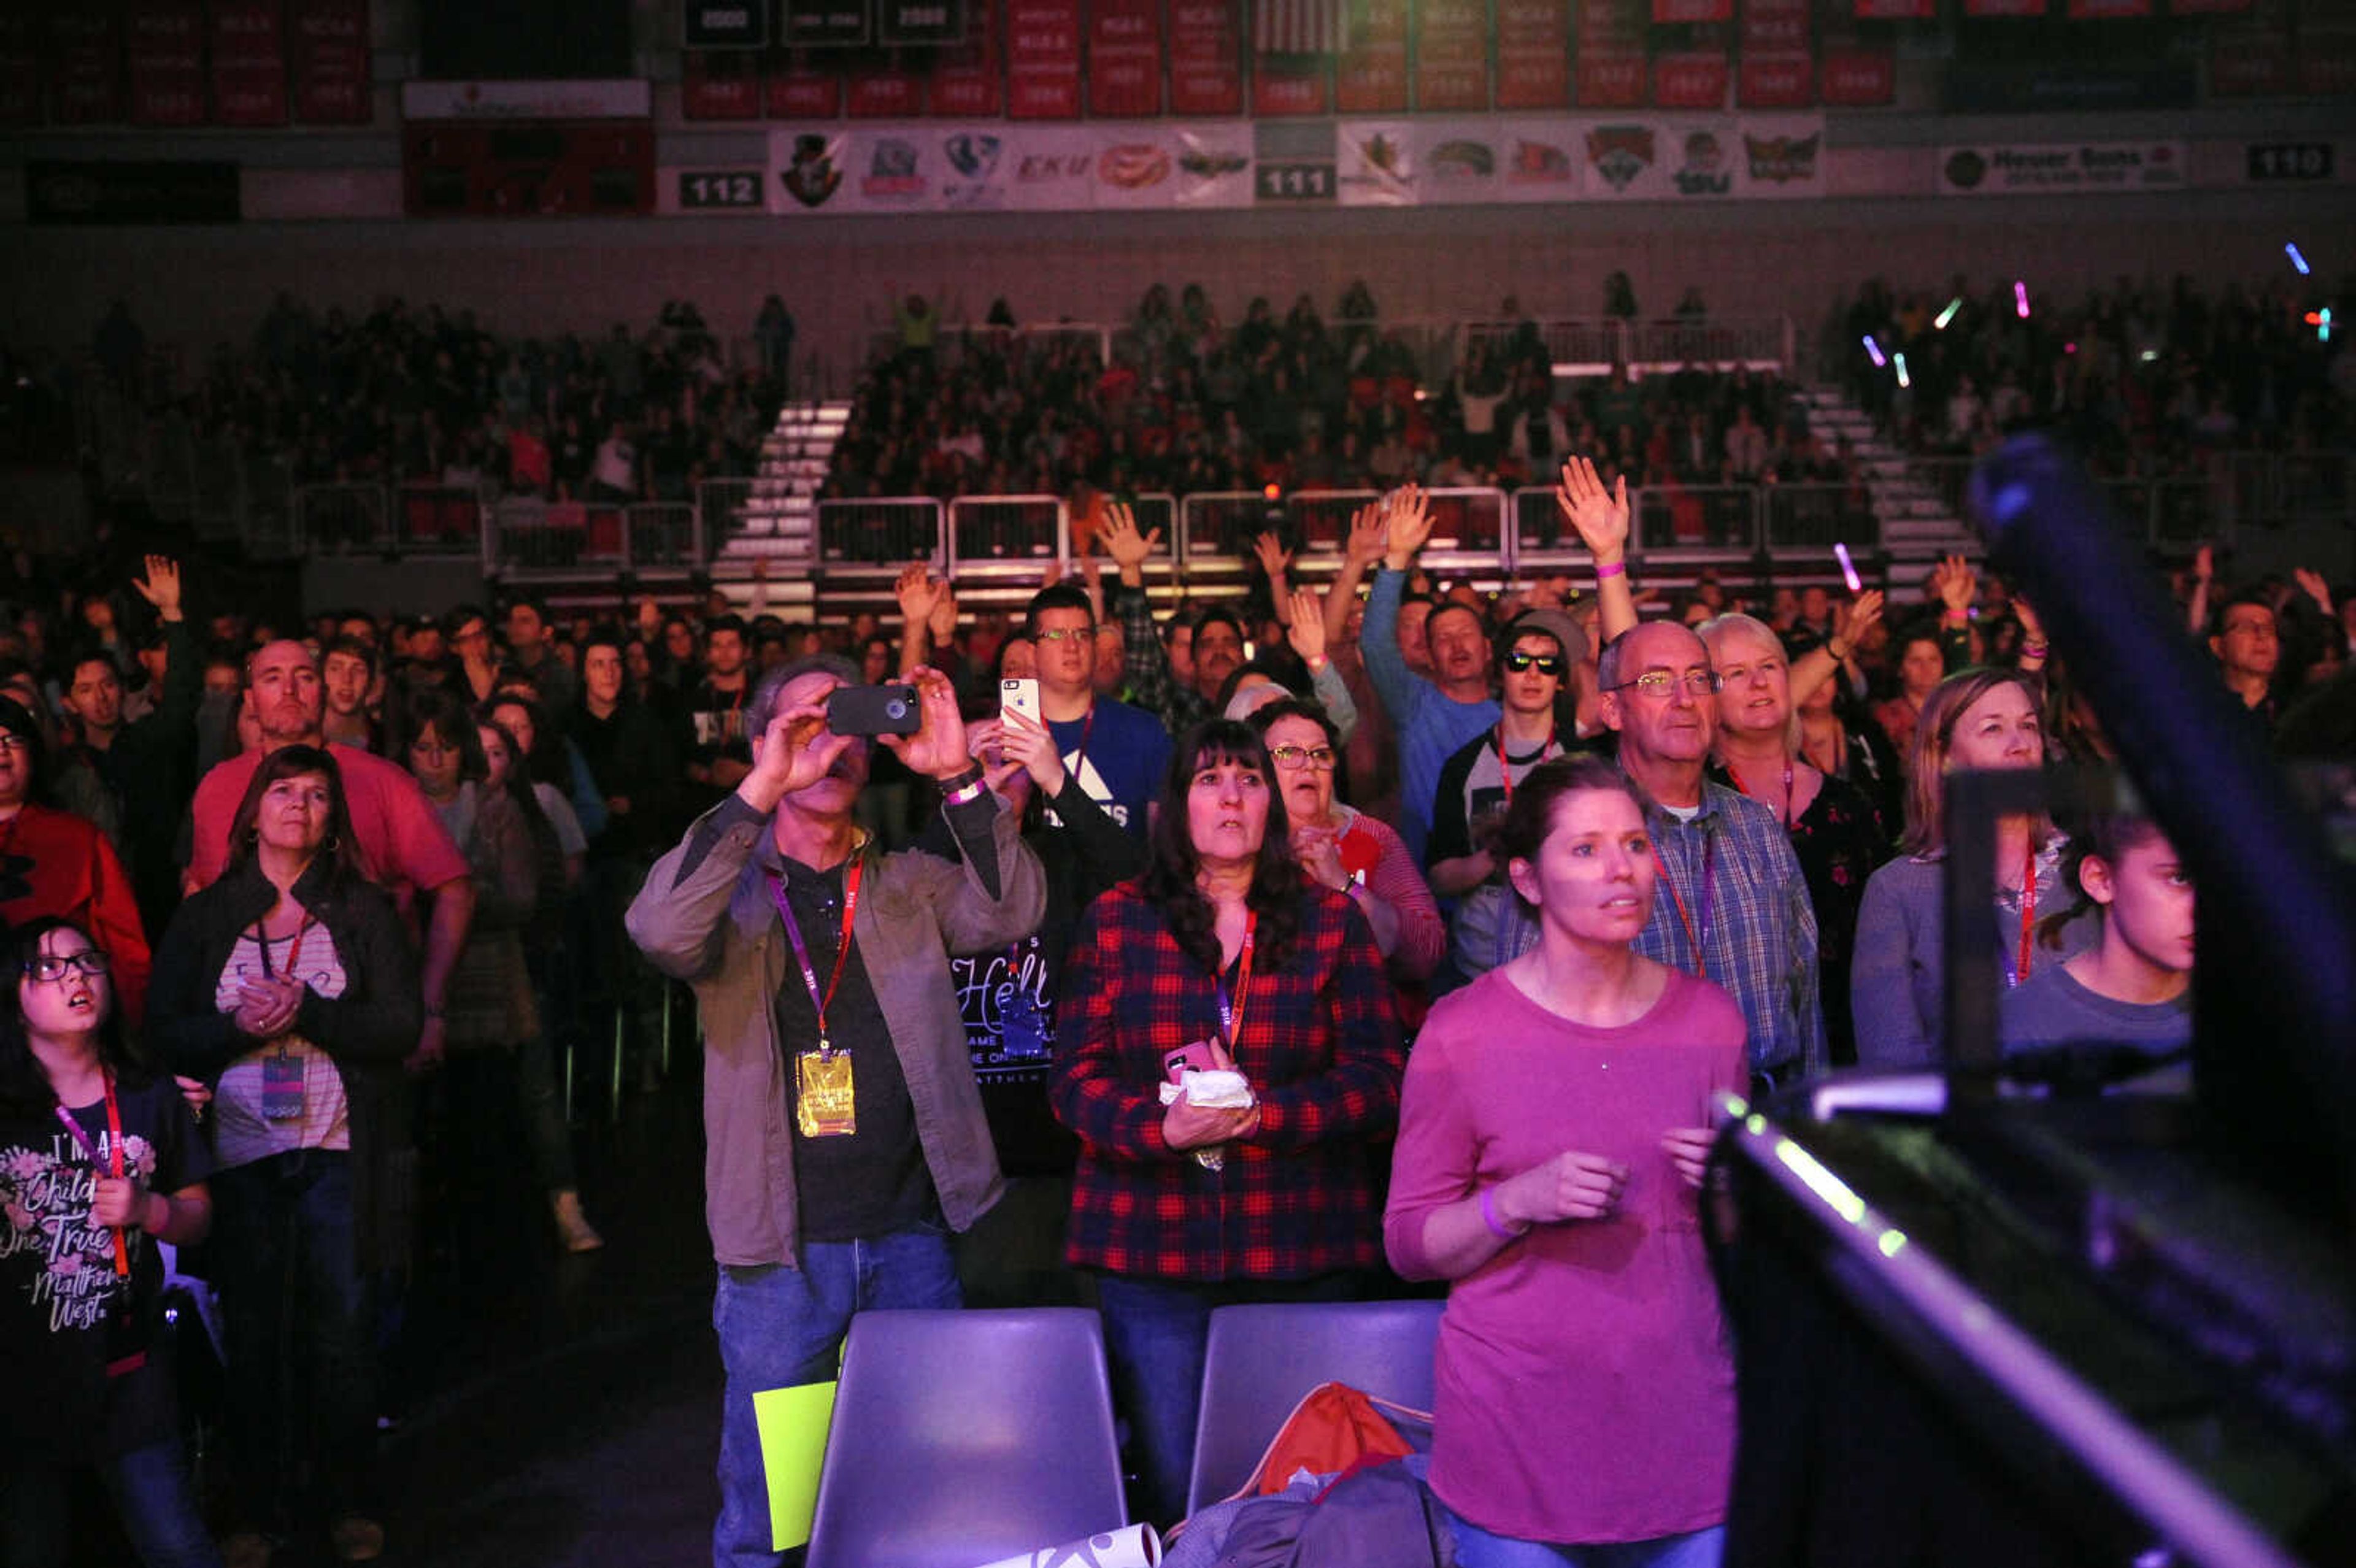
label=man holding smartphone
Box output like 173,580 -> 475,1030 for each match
1026,584 -> 1171,837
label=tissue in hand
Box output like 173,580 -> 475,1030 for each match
1156,1068 -> 1254,1109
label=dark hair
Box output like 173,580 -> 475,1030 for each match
1192,606 -> 1246,650
747,652 -> 860,737
1487,754 -> 1652,915
474,711 -> 558,858
1248,696 -> 1340,751
1141,719 -> 1304,974
404,688 -> 488,785
705,614 -> 749,646
441,602 -> 489,640
504,593 -> 549,624
2039,805 -> 2170,951
323,634 -> 379,678
2210,586 -> 2276,642
0,917 -> 146,1115
1425,598 -> 1486,651
1024,583 -> 1095,638
480,693 -> 564,786
223,744 -> 368,885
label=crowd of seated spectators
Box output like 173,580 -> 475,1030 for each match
1837,273 -> 2354,477
823,283 -> 1848,511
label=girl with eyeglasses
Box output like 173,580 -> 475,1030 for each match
0,917 -> 219,1568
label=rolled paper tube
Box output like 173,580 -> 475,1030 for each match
962,1522 -> 1163,1568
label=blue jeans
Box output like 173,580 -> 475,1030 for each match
0,1437 -> 224,1568
1093,1271 -> 1363,1528
210,1149 -> 374,1535
1447,1510 -> 1725,1568
712,1223 -> 961,1568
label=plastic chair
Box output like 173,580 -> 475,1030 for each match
805,1308 -> 1127,1568
1185,1299 -> 1446,1515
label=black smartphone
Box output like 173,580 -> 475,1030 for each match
827,683 -> 922,736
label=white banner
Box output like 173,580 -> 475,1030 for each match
399,79 -> 652,120
765,115 -> 1823,214
1938,140 -> 2188,197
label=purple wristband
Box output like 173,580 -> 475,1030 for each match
1595,561 -> 1626,581
1480,1186 -> 1523,1240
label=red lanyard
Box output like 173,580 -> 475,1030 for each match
1724,759 -> 1795,831
768,855 -> 865,1055
52,1073 -> 130,1278
2010,847 -> 2038,986
1649,832 -> 1716,983
250,913 -> 314,983
1493,723 -> 1555,807
1214,911 -> 1258,1053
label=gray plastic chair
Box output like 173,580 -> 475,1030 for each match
1185,1298 -> 1446,1515
805,1307 -> 1128,1568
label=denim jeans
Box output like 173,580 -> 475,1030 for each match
712,1223 -> 961,1568
0,1437 -> 224,1568
1447,1510 -> 1725,1568
210,1149 -> 375,1535
1093,1271 -> 1363,1528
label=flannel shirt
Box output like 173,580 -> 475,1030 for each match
1111,582 -> 1212,737
1050,880 -> 1404,1283
1636,782 -> 1827,1081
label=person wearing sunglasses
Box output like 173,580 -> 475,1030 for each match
0,918 -> 219,1568
1428,610 -> 1588,901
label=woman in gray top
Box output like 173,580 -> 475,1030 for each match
1852,668 -> 2092,1067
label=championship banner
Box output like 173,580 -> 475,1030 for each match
126,0 -> 206,126
1087,0 -> 1163,115
768,55 -> 845,118
0,12 -> 40,125
1168,0 -> 1241,114
1938,139 -> 2186,196
51,7 -> 126,125
1575,52 -> 1647,107
847,59 -> 925,117
683,51 -> 763,119
1853,0 -> 1933,15
1741,0 -> 1807,55
2167,0 -> 2252,10
290,0 -> 371,125
1494,0 -> 1569,109
1335,0 -> 1408,113
1653,0 -> 1731,18
2067,0 -> 2149,15
2207,36 -> 2288,98
930,0 -> 1004,116
1006,0 -> 1081,116
1818,49 -> 1892,105
1252,56 -> 1328,116
1960,0 -> 2044,12
1738,55 -> 1811,108
1652,52 -> 1729,109
210,0 -> 289,126
1412,0 -> 1490,112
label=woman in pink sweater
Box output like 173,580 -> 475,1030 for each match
1385,754 -> 1747,1568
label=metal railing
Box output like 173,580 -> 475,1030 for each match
697,478 -> 760,549
817,498 -> 946,566
1462,316 -> 1795,375
947,493 -> 1067,574
1763,483 -> 1879,558
392,484 -> 489,555
1896,450 -> 2354,549
863,321 -> 1116,375
293,484 -> 394,552
628,502 -> 703,569
1635,484 -> 1763,558
1179,490 -> 1279,565
486,499 -> 628,574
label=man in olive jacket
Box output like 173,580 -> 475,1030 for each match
627,653 -> 1044,1568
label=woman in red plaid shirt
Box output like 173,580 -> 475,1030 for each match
1050,717 -> 1406,1526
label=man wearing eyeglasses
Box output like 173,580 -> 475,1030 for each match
1025,584 -> 1170,837
1426,610 -> 1588,899
1600,621 -> 1826,1090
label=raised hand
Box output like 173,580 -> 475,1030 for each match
740,695 -> 852,811
1933,553 -> 1977,619
130,555 -> 184,621
1285,586 -> 1326,663
1553,456 -> 1630,566
1497,1148 -> 1631,1226
2192,543 -> 2214,584
1101,501 -> 1162,582
1251,530 -> 1295,581
1344,501 -> 1388,568
880,666 -> 972,780
894,563 -> 943,626
2011,592 -> 2045,645
2294,566 -> 2333,617
927,582 -> 960,642
1832,588 -> 1884,655
1382,482 -> 1434,570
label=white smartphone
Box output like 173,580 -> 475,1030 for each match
1000,677 -> 1041,724
1833,542 -> 1863,594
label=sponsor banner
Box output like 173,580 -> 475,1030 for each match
1584,115 -> 1823,199
1494,0 -> 1569,109
930,1 -> 1004,115
768,56 -> 845,117
1818,48 -> 1891,104
1168,0 -> 1242,114
1740,0 -> 1808,55
1253,58 -> 1329,115
847,61 -> 925,116
290,0 -> 371,125
26,159 -> 240,223
1336,119 -> 1417,205
1096,123 -> 1253,205
1408,118 -> 1580,202
1087,0 -> 1162,115
1653,52 -> 1730,109
52,9 -> 126,126
1413,0 -> 1489,112
1336,0 -> 1408,112
1006,0 -> 1081,117
0,12 -> 37,126
1653,0 -> 1731,19
1938,140 -> 2187,196
1576,52 -> 1649,107
683,50 -> 764,119
1738,54 -> 1812,108
126,0 -> 206,126
401,79 -> 650,120
211,0 -> 290,126
1947,59 -> 2194,110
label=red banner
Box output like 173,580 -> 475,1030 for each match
1252,56 -> 1327,115
1854,0 -> 1933,16
211,0 -> 288,125
847,60 -> 925,115
1960,0 -> 2046,12
1653,0 -> 1730,19
2067,0 -> 2149,15
2167,0 -> 2250,10
1818,47 -> 1892,103
1087,0 -> 1161,115
0,12 -> 39,125
2298,29 -> 2356,97
1652,50 -> 1728,107
1336,0 -> 1407,110
1575,51 -> 1647,106
1168,0 -> 1240,113
126,0 -> 206,125
682,50 -> 761,118
1738,54 -> 1811,106
930,2 -> 1004,115
1741,0 -> 1808,53
52,7 -> 125,125
766,53 -> 844,117
1495,0 -> 1568,108
1006,0 -> 1080,117
1578,0 -> 1646,50
290,0 -> 369,124
1412,0 -> 1488,112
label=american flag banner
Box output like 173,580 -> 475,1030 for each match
1255,0 -> 1345,54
